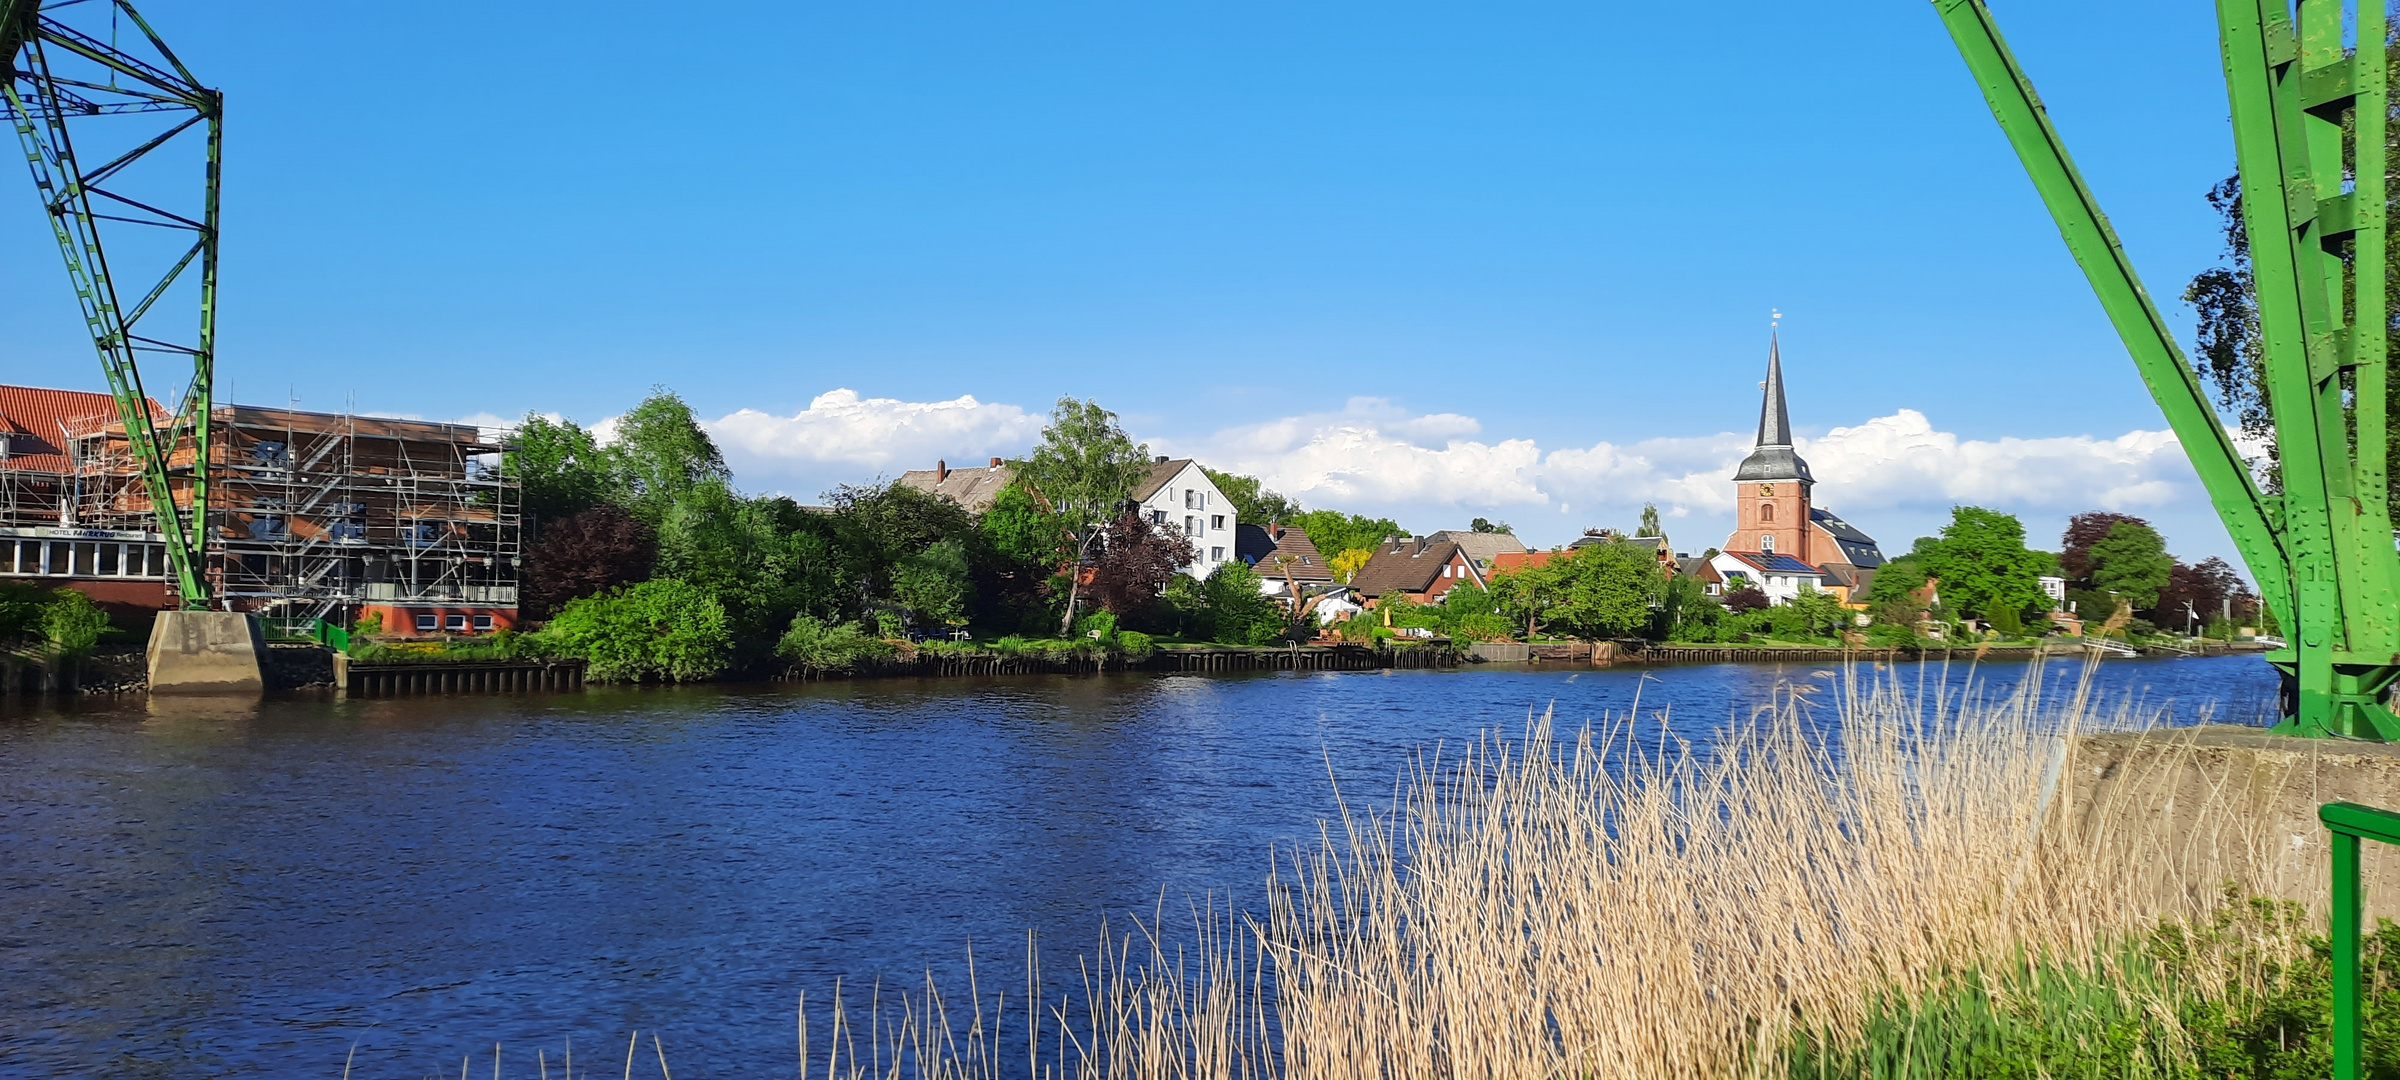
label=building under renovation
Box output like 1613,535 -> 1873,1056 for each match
0,384 -> 521,635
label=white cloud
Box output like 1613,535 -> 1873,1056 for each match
707,388 -> 1044,496
1163,401 -> 2223,562
695,385 -> 2239,567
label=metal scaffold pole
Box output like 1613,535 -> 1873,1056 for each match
2,0 -> 219,608
1934,0 -> 2400,739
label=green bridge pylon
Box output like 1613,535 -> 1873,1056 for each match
1935,0 -> 2400,740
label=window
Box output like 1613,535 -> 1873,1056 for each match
473,614 -> 494,632
1760,503 -> 1775,523
1150,510 -> 1166,525
446,614 -> 468,632
1760,534 -> 1775,554
146,545 -> 166,577
1211,514 -> 1224,530
1185,515 -> 1199,536
72,542 -> 96,577
98,544 -> 120,577
1211,546 -> 1225,562
414,613 -> 437,632
1184,489 -> 1198,509
1441,565 -> 1451,578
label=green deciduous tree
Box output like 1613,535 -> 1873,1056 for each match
1200,560 -> 1287,645
776,614 -> 894,676
1491,545 -> 1661,642
1201,468 -> 1300,524
894,539 -> 974,628
613,388 -> 730,519
508,412 -> 623,521
1920,506 -> 2047,624
2086,519 -> 2175,611
1285,510 -> 1404,572
1015,398 -> 1154,635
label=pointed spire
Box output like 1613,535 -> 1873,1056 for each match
1756,331 -> 1792,448
1731,326 -> 1813,484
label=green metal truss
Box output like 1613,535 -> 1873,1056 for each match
1935,0 -> 2400,740
2,0 -> 217,608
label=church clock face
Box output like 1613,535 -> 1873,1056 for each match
1760,483 -> 1775,496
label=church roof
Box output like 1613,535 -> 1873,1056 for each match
1808,507 -> 1886,569
1733,332 -> 1815,483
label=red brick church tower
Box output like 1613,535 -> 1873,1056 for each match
1723,332 -> 1816,562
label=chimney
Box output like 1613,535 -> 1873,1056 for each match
989,456 -> 1002,468
936,459 -> 948,483
1155,455 -> 1170,464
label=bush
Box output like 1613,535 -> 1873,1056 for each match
1115,630 -> 1155,660
1988,605 -> 2024,637
532,577 -> 732,682
1202,562 -> 1287,645
40,589 -> 109,658
776,614 -> 895,675
1072,610 -> 1118,644
350,610 -> 384,637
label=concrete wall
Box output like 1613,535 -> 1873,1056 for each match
146,610 -> 263,694
2068,725 -> 2400,922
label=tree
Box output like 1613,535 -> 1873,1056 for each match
1656,573 -> 1722,642
1920,506 -> 2047,623
1015,398 -> 1154,635
777,614 -> 895,676
1327,547 -> 1373,585
825,479 -> 978,602
2154,555 -> 2249,629
1488,563 -> 1560,639
1549,543 -> 1662,640
1723,582 -> 1768,614
508,412 -> 623,522
1200,560 -> 1287,645
980,481 -> 1067,569
522,502 -> 656,619
2085,519 -> 2175,611
614,388 -> 731,519
1636,503 -> 1665,540
893,539 -> 974,628
1863,554 -> 1930,627
2058,511 -> 2151,584
1086,512 -> 1195,622
1470,517 -> 1513,534
1201,468 -> 1301,524
1286,510 -> 1404,570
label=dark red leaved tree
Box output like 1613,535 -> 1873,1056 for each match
523,503 -> 656,619
2058,512 -> 2151,583
1086,512 -> 1195,620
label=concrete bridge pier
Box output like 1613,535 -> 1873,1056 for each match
148,611 -> 265,695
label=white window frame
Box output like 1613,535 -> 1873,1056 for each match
415,613 -> 438,632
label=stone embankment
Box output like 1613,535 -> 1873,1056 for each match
2069,725 -> 2400,915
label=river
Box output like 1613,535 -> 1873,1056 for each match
0,655 -> 2278,1077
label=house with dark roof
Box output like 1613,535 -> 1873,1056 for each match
1351,535 -> 1484,607
1424,529 -> 1526,574
1717,333 -> 1886,602
896,457 -> 1015,515
1237,523 -> 1333,598
1131,457 -> 1236,579
1709,550 -> 1834,605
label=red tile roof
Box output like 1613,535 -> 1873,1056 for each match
0,384 -> 161,474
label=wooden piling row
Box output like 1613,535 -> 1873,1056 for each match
345,660 -> 586,696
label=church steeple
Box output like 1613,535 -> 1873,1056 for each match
1756,331 -> 1792,448
1732,330 -> 1814,484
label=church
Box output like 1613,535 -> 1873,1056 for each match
1707,335 -> 1887,604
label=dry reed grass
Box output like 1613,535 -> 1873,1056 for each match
421,662 -> 2364,1080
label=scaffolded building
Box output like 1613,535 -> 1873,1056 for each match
59,400 -> 520,634
0,385 -> 176,621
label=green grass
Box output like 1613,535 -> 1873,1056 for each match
1789,899 -> 2400,1080
347,632 -> 526,664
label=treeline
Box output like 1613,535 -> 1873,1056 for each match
498,392 -> 1396,682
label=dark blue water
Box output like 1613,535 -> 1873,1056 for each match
0,656 -> 2276,1077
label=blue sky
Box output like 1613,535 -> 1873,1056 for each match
0,0 -> 2257,567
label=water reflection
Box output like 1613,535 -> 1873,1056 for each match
0,655 -> 2279,1076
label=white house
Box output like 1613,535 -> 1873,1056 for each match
1132,457 -> 1236,579
1709,550 -> 1834,606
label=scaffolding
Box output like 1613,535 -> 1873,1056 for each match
62,404 -> 519,623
